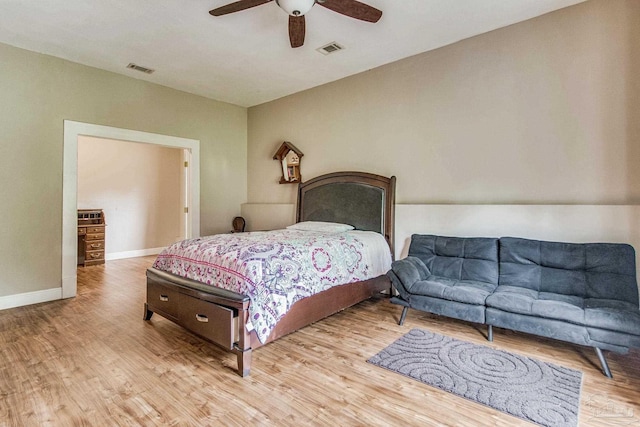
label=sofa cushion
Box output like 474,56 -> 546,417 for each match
486,286 -> 585,325
487,285 -> 640,335
585,300 -> 640,336
499,237 -> 638,305
408,235 -> 499,285
409,276 -> 497,306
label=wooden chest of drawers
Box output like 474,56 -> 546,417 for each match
78,209 -> 106,267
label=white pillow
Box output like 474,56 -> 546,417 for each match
286,221 -> 354,232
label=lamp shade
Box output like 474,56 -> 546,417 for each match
275,0 -> 315,16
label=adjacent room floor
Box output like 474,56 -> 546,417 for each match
1,257 -> 639,426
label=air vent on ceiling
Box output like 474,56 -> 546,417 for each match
126,63 -> 155,74
316,42 -> 344,55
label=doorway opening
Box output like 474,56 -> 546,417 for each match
62,121 -> 200,299
77,136 -> 186,261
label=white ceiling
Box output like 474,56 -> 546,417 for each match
0,0 -> 587,107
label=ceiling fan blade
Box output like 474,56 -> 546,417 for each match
289,15 -> 305,48
317,0 -> 382,23
209,0 -> 272,16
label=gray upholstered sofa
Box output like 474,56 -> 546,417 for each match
387,234 -> 640,377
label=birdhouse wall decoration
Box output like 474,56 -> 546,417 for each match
273,141 -> 304,184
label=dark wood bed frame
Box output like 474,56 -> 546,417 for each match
144,171 -> 396,376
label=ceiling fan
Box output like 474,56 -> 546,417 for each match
209,0 -> 383,48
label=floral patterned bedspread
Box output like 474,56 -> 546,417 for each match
152,230 -> 390,343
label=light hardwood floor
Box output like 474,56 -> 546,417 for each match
1,256 -> 639,426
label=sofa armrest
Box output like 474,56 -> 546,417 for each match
388,256 -> 430,299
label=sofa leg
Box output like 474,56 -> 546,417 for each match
487,325 -> 493,342
398,307 -> 409,326
594,347 -> 613,378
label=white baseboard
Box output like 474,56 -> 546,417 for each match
0,287 -> 63,311
105,247 -> 165,261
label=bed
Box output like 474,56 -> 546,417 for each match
143,171 -> 396,376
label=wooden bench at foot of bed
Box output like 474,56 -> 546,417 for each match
144,267 -> 391,377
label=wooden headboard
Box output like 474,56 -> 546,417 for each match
296,171 -> 396,255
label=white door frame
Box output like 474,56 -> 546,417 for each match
62,120 -> 200,298
181,149 -> 191,241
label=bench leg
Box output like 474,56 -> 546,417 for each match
594,347 -> 613,378
398,307 -> 409,326
487,324 -> 493,342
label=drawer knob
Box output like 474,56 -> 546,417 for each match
90,253 -> 101,259
90,243 -> 101,249
196,314 -> 209,323
159,295 -> 169,302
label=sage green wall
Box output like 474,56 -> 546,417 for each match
247,0 -> 640,206
0,42 -> 247,297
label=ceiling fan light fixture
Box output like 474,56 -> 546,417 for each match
276,0 -> 315,16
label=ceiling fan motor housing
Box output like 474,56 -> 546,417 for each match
276,0 -> 315,16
